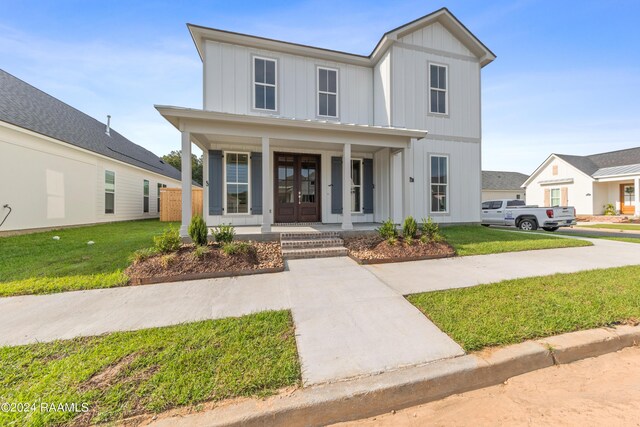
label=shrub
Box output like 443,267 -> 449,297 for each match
222,241 -> 251,256
377,219 -> 398,240
402,216 -> 418,239
192,245 -> 210,260
421,217 -> 444,243
603,203 -> 616,216
405,236 -> 414,246
188,215 -> 208,246
130,247 -> 158,264
386,236 -> 397,246
160,253 -> 177,269
153,226 -> 181,253
211,223 -> 235,244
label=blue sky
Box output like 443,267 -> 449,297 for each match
1,0 -> 639,174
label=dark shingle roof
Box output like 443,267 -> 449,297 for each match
556,147 -> 640,177
482,171 -> 528,191
0,69 -> 181,181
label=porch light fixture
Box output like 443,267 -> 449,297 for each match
586,193 -> 591,197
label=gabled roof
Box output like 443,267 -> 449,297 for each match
524,146 -> 640,187
0,69 -> 181,181
482,170 -> 528,191
556,147 -> 640,177
188,7 -> 495,67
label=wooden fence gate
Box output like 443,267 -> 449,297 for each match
159,188 -> 203,222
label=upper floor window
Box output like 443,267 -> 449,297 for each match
253,57 -> 277,111
317,67 -> 338,118
429,64 -> 448,115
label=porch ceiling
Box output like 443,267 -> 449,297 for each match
156,105 -> 426,150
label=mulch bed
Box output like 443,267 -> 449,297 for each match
125,242 -> 283,285
344,235 -> 455,264
577,215 -> 640,224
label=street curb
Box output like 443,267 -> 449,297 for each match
142,325 -> 640,427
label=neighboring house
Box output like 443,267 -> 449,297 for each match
156,7 -> 495,235
482,171 -> 528,201
523,147 -> 640,216
0,69 -> 182,233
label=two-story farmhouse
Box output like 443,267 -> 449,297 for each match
157,8 -> 495,235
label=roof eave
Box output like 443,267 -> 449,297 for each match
155,105 -> 427,139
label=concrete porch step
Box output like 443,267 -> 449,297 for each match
280,231 -> 341,240
281,246 -> 349,260
281,238 -> 344,249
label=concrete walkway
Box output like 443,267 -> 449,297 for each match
1,237 -> 638,385
0,257 -> 463,385
365,237 -> 640,295
284,258 -> 463,385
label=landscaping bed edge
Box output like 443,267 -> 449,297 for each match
128,266 -> 285,285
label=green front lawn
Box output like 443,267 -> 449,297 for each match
408,265 -> 640,352
0,220 -> 175,296
441,226 -> 592,256
0,310 -> 300,427
578,223 -> 640,231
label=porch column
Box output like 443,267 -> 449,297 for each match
342,143 -> 353,230
261,137 -> 272,232
635,177 -> 640,217
179,130 -> 192,237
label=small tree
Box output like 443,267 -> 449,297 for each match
188,214 -> 208,246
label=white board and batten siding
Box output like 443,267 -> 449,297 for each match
203,40 -> 373,124
389,22 -> 483,223
0,123 -> 180,232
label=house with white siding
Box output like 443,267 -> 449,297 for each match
0,69 -> 182,233
524,148 -> 640,216
156,7 -> 495,235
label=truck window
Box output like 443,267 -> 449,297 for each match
481,202 -> 492,209
506,200 -> 526,207
490,201 -> 503,209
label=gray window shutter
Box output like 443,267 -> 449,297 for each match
363,158 -> 374,214
209,150 -> 223,215
251,152 -> 262,215
331,156 -> 343,214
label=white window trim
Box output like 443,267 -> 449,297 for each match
143,179 -> 150,214
252,55 -> 278,112
351,158 -> 363,214
429,154 -> 449,214
316,66 -> 339,119
550,188 -> 561,207
223,151 -> 251,216
105,170 -> 116,215
428,62 -> 448,116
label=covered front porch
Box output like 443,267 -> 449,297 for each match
156,106 -> 426,236
593,171 -> 640,216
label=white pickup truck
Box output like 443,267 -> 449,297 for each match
481,199 -> 577,231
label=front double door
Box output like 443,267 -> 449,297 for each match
274,153 -> 321,223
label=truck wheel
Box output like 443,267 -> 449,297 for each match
518,219 -> 537,231
542,227 -> 559,232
